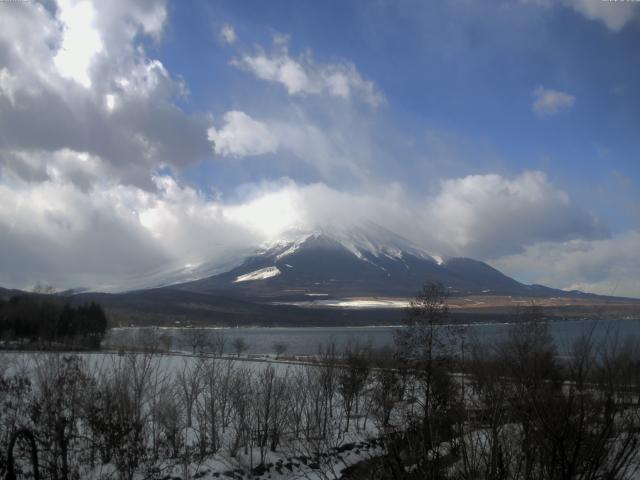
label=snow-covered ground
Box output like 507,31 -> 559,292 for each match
0,351 -> 390,480
3,342 -> 640,479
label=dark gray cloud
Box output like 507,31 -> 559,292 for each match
0,0 -> 211,190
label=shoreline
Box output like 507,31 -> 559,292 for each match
108,316 -> 640,331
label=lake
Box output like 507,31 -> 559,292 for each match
105,318 -> 640,355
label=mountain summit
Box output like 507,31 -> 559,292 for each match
174,223 -> 570,300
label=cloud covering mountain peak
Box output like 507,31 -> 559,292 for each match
0,0 -> 638,298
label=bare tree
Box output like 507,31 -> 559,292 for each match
186,328 -> 208,355
31,354 -> 91,480
159,332 -> 173,352
451,307 -> 640,480
337,341 -> 370,432
289,369 -> 311,439
267,367 -> 291,452
5,428 -> 39,480
253,365 -> 281,464
232,337 -> 249,358
317,341 -> 339,439
228,367 -> 253,458
391,283 -> 463,478
272,341 -> 288,359
176,358 -> 205,480
370,347 -> 402,432
143,354 -> 172,459
176,358 -> 203,430
135,328 -> 164,353
460,338 -> 515,479
206,330 -> 226,357
85,359 -> 143,480
0,358 -> 33,474
153,382 -> 183,459
196,357 -> 233,454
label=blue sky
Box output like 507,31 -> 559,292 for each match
0,0 -> 639,295
165,0 -> 640,228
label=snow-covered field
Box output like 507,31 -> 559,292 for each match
0,351 -> 391,480
3,326 -> 640,480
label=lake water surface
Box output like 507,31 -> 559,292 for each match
106,318 -> 640,355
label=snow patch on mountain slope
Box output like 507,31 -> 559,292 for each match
262,222 -> 439,265
274,234 -> 313,260
318,222 -> 433,261
255,231 -> 313,260
276,298 -> 411,308
234,266 -> 281,283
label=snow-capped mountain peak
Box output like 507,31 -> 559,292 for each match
259,221 -> 438,264
162,219 -> 578,300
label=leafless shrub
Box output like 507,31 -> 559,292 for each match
232,337 -> 249,357
272,341 -> 288,359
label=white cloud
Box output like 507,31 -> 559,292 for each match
270,116 -> 371,179
0,174 -> 255,291
0,0 -> 210,189
224,182 -> 306,238
232,37 -> 384,107
524,0 -> 639,32
206,106 -> 379,185
0,2 -> 385,192
0,68 -> 19,105
53,0 -> 104,87
224,174 -> 629,296
423,171 -> 605,258
568,0 -> 638,32
219,23 -> 237,44
0,169 -> 628,295
208,111 -> 279,157
494,232 -> 640,298
0,149 -> 106,190
135,170 -> 601,271
532,86 -> 576,117
0,179 -> 167,290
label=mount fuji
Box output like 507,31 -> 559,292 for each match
25,221 -> 634,326
171,222 -> 572,301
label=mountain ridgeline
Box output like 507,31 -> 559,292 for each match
2,225 -> 630,327
174,230 -> 584,300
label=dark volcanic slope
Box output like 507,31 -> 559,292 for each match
174,233 -> 580,300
